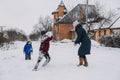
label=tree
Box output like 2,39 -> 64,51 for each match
29,32 -> 41,41
29,15 -> 52,41
89,2 -> 117,30
4,28 -> 27,41
38,16 -> 52,31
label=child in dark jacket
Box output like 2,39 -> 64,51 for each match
23,41 -> 33,60
33,31 -> 53,70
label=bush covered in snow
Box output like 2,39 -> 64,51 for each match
5,29 -> 27,41
29,32 -> 41,41
0,32 -> 10,46
0,42 -> 16,51
98,35 -> 120,48
0,36 -> 9,44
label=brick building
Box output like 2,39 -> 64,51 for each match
52,1 -> 96,41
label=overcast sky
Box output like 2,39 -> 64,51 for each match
0,0 -> 120,35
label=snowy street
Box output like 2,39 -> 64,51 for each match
0,40 -> 120,80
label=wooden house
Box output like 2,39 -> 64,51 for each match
91,16 -> 120,42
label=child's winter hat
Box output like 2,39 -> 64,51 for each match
45,31 -> 53,37
41,31 -> 47,36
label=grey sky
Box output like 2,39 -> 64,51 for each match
0,0 -> 119,34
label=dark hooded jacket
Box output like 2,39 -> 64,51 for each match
75,24 -> 91,56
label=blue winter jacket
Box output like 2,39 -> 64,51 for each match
23,44 -> 33,54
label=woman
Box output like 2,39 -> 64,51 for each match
73,20 -> 91,67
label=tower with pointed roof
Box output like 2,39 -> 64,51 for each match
52,0 -> 67,23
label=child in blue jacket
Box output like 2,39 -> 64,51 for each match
23,41 -> 33,60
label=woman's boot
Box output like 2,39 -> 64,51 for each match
77,58 -> 83,66
83,57 -> 88,67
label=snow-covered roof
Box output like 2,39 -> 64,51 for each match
91,16 -> 120,30
89,7 -> 120,31
59,0 -> 65,7
57,4 -> 96,24
110,16 -> 120,28
52,9 -> 58,13
52,1 -> 67,14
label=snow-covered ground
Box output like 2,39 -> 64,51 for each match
0,40 -> 120,80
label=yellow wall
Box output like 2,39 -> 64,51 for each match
94,29 -> 111,42
94,31 -> 99,42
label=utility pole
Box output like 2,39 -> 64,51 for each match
86,0 -> 89,32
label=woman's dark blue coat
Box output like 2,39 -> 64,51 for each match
75,24 -> 91,56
